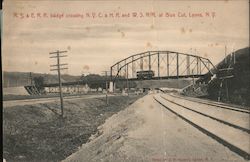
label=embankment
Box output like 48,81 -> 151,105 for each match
3,95 -> 143,162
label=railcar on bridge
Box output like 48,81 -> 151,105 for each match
136,70 -> 155,79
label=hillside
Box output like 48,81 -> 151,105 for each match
207,47 -> 250,106
2,71 -> 80,88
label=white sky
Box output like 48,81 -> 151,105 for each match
2,0 -> 249,75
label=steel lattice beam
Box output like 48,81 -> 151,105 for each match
110,50 -> 215,82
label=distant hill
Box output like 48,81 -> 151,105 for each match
2,71 -> 81,87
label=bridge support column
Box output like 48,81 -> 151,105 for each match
158,52 -> 160,77
176,53 -> 179,78
140,56 -> 143,70
167,53 -> 169,76
149,52 -> 151,70
186,55 -> 190,75
109,81 -> 114,93
132,56 -> 135,78
197,57 -> 199,74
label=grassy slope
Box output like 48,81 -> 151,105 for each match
3,95 -> 143,162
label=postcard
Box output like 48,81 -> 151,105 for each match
2,0 -> 249,162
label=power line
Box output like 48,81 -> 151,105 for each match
49,50 -> 68,117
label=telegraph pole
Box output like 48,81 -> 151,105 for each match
126,65 -> 129,96
224,45 -> 229,101
217,46 -> 234,102
225,45 -> 227,64
49,50 -> 68,117
29,72 -> 33,85
192,69 -> 195,91
102,71 -> 109,105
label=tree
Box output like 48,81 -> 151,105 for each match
80,74 -> 106,91
33,76 -> 45,91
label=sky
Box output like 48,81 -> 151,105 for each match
2,0 -> 249,76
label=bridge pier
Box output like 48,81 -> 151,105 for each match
109,81 -> 115,93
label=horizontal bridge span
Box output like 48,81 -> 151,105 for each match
115,74 -> 206,81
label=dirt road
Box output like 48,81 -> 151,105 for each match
63,93 -> 246,162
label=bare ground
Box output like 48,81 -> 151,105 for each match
3,94 -> 143,162
63,94 -> 246,162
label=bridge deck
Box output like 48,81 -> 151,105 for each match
115,74 -> 205,81
42,74 -> 205,87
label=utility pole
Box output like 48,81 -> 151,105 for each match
233,49 -> 236,64
218,81 -> 222,102
192,69 -> 195,91
217,69 -> 234,102
126,65 -> 129,96
218,46 -> 229,102
102,71 -> 109,105
49,50 -> 68,117
224,45 -> 229,101
225,45 -> 227,64
28,72 -> 34,96
29,72 -> 33,85
126,76 -> 129,96
225,79 -> 229,101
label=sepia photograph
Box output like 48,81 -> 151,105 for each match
2,0 -> 250,161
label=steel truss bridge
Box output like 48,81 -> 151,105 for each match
26,50 -> 216,95
110,51 -> 215,82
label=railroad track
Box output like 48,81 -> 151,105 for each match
153,94 -> 250,160
160,95 -> 250,133
168,93 -> 250,114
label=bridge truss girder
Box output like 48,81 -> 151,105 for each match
110,51 -> 215,81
